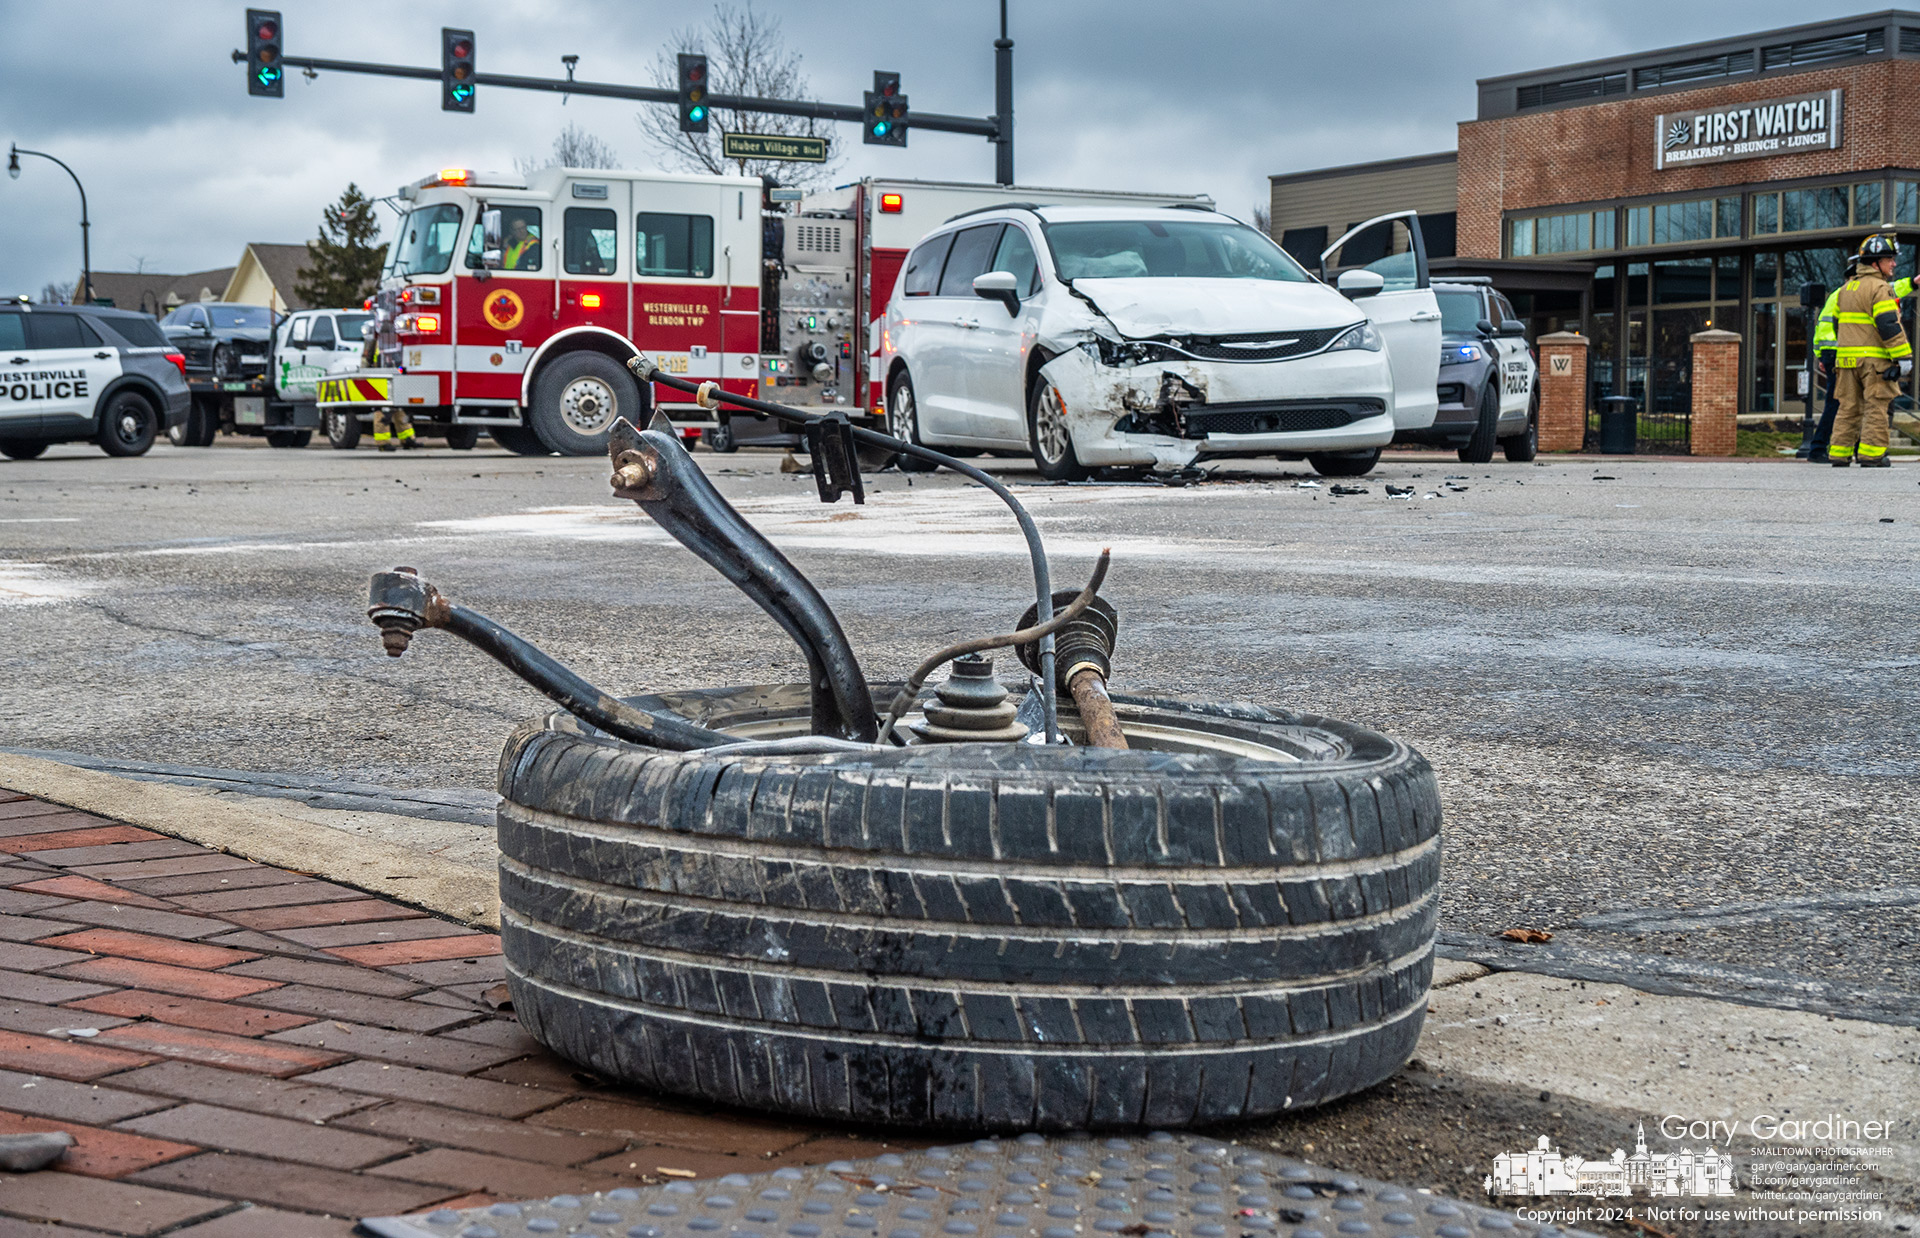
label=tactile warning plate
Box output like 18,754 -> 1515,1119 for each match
360,1132 -> 1585,1238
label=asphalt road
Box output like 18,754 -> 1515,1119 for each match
2,438 -> 1916,1026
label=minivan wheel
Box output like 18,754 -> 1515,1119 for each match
0,439 -> 49,461
98,392 -> 158,457
887,370 -> 938,472
1307,448 -> 1381,478
1028,380 -> 1090,481
1458,383 -> 1498,464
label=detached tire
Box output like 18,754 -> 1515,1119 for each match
497,684 -> 1441,1131
529,352 -> 642,456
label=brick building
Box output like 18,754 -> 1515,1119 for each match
1270,11 -> 1920,420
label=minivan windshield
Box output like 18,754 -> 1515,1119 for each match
391,203 -> 464,276
1045,219 -> 1309,282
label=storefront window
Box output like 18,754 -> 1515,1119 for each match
1652,200 -> 1713,246
1781,246 -> 1852,292
1784,187 -> 1848,233
1754,195 -> 1779,235
1506,209 -> 1613,256
1593,263 -> 1616,309
1753,252 -> 1777,299
1854,183 -> 1882,227
1654,258 -> 1711,304
1716,197 -> 1742,239
1751,302 -> 1777,413
1626,262 -> 1650,308
1898,182 -> 1920,226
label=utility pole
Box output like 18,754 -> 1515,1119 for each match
994,0 -> 1014,186
8,144 -> 91,304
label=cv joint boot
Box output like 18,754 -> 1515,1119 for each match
911,655 -> 1028,743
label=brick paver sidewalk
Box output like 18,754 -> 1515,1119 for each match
0,791 -> 922,1236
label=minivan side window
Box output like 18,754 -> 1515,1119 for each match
989,226 -> 1040,297
902,233 -> 954,297
937,225 -> 1004,297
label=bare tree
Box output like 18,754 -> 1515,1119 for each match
1251,206 -> 1273,237
39,281 -> 74,305
518,123 -> 622,176
636,3 -> 840,189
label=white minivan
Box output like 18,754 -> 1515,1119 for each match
881,205 -> 1441,478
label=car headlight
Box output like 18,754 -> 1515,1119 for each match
1326,320 -> 1382,352
1084,336 -> 1179,366
1444,342 -> 1485,364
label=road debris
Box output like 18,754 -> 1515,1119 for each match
1330,484 -> 1370,496
1498,927 -> 1554,943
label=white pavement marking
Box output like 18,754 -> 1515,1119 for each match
0,562 -> 88,605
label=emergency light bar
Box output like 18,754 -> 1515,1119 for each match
401,168 -> 529,197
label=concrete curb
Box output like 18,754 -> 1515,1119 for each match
0,753 -> 499,927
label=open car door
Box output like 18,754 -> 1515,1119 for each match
1321,211 -> 1442,433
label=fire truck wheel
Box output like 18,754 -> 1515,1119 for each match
496,682 -> 1440,1131
530,352 -> 640,456
490,425 -> 551,456
886,369 -> 938,472
445,426 -> 482,451
325,410 -> 362,450
265,430 -> 312,449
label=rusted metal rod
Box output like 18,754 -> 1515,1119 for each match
1067,668 -> 1129,750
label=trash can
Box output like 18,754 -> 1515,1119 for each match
1599,396 -> 1638,454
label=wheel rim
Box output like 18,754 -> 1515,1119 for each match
1034,385 -> 1071,465
559,377 -> 617,434
887,384 -> 916,443
212,350 -> 231,378
115,406 -> 149,447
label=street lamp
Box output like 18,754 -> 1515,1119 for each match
8,143 -> 91,305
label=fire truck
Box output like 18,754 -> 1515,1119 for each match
321,166 -> 1209,455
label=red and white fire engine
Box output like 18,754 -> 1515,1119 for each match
320,166 -> 1208,455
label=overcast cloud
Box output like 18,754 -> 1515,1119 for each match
0,0 -> 1879,299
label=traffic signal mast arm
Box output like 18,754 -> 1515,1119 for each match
255,53 -> 1000,138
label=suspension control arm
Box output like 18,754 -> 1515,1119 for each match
610,415 -> 879,743
367,568 -> 731,751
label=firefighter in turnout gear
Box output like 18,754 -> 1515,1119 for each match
373,406 -> 416,451
1812,254 -> 1916,461
1829,233 -> 1912,467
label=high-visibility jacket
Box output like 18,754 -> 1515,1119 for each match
1832,264 -> 1913,368
1816,275 -> 1914,353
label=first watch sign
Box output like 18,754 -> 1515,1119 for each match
1655,88 -> 1842,169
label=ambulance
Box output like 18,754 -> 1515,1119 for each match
320,165 -> 1211,455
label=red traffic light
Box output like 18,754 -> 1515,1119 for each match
255,20 -> 276,39
451,39 -> 471,59
687,63 -> 705,83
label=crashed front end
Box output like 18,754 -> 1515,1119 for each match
1037,322 -> 1396,470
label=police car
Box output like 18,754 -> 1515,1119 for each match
0,301 -> 191,459
1406,278 -> 1537,462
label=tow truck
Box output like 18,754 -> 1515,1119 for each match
315,165 -> 1210,455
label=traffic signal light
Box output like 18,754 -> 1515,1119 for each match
864,71 -> 908,146
678,53 -> 710,133
442,28 -> 476,113
246,9 -> 283,98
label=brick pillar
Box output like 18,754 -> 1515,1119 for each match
1689,330 -> 1741,457
1536,332 -> 1589,453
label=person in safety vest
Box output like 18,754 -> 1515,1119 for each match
1812,248 -> 1915,462
1828,233 -> 1912,468
373,405 -> 415,451
503,216 -> 539,271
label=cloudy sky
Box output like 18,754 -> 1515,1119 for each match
0,0 -> 1881,300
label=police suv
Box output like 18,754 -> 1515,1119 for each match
1402,278 -> 1537,463
0,301 -> 190,459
